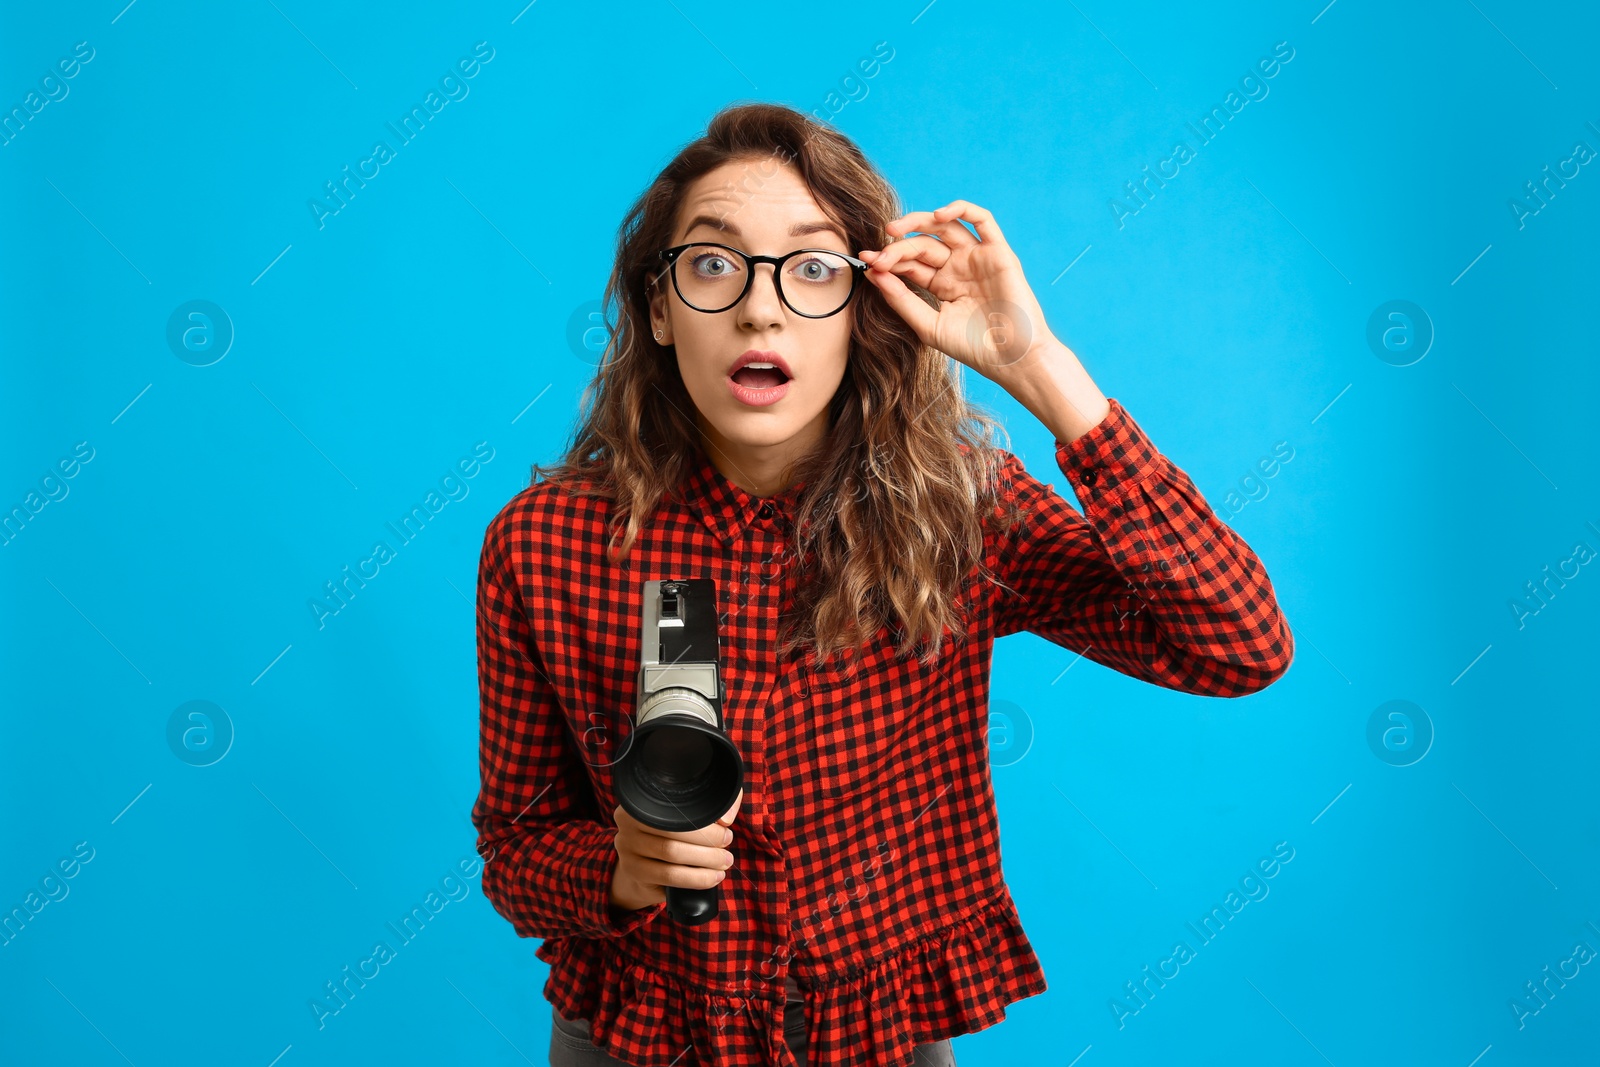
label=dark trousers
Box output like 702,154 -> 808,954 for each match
549,1002 -> 957,1066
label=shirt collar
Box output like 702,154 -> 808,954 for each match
675,444 -> 809,546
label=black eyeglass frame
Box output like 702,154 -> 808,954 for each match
653,242 -> 869,319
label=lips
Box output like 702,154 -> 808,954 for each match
728,349 -> 793,388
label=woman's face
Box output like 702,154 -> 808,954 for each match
648,159 -> 855,491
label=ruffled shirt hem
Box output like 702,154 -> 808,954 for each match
537,888 -> 1048,1067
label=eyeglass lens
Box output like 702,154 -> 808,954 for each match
674,243 -> 854,316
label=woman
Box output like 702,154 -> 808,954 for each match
471,103 -> 1293,1067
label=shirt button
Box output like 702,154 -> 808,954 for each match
1081,468 -> 1100,489
758,502 -> 774,519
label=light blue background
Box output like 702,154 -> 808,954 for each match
3,1 -> 1597,1064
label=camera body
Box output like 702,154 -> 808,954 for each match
615,578 -> 745,924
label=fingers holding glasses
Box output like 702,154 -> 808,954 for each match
861,234 -> 951,276
862,251 -> 938,292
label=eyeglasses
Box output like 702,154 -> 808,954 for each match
653,242 -> 868,319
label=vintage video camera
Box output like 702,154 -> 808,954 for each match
614,578 -> 745,925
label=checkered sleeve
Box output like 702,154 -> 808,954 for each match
991,397 -> 1294,696
471,498 -> 667,939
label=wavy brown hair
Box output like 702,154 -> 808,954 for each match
533,102 -> 1028,669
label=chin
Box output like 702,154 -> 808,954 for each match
718,420 -> 805,447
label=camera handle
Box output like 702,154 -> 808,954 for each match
667,884 -> 719,925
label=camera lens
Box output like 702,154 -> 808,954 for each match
618,716 -> 742,830
640,729 -> 714,789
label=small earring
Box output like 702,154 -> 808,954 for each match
654,329 -> 664,341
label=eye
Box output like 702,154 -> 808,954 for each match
688,251 -> 740,278
788,254 -> 844,284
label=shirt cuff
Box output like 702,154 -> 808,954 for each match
587,828 -> 669,936
604,900 -> 669,935
1053,397 -> 1162,506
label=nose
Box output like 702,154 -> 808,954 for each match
737,261 -> 784,331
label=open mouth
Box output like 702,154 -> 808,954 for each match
729,365 -> 791,390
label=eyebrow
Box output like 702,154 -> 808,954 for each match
681,214 -> 847,245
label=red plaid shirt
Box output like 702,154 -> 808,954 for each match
472,397 -> 1292,1067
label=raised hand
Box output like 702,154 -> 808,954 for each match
860,200 -> 1058,385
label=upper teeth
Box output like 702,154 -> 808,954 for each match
746,362 -> 776,369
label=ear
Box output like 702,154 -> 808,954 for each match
646,272 -> 672,344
